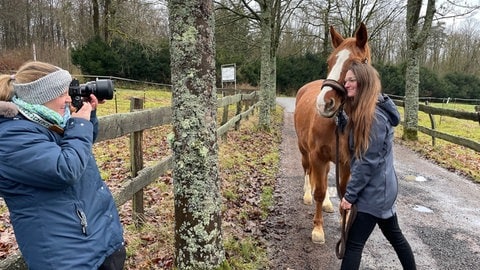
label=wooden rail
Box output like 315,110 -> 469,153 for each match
0,90 -> 259,270
391,99 -> 480,152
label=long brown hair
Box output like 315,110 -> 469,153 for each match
0,61 -> 59,101
345,61 -> 381,159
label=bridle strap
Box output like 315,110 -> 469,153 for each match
336,204 -> 357,259
322,79 -> 347,99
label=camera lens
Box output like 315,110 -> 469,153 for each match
90,79 -> 114,100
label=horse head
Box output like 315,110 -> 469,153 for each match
316,23 -> 371,118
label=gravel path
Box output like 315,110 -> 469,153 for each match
266,98 -> 480,270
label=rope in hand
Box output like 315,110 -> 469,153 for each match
333,105 -> 357,259
335,204 -> 357,259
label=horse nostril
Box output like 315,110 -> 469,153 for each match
327,98 -> 335,111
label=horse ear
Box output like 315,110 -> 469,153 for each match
355,22 -> 368,48
330,25 -> 345,48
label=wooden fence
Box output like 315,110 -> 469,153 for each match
391,99 -> 480,152
0,89 -> 259,270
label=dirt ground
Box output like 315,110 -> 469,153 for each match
267,98 -> 480,270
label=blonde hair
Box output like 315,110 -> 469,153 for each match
0,61 -> 60,101
345,61 -> 381,159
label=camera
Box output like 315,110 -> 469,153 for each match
69,78 -> 114,111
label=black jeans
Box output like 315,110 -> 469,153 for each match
340,212 -> 416,270
99,245 -> 126,270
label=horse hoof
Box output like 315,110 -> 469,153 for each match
303,194 -> 313,205
311,228 -> 325,244
322,202 -> 334,213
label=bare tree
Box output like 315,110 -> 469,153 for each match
295,0 -> 406,64
168,0 -> 225,269
215,0 -> 302,130
436,20 -> 480,76
283,0 -> 334,57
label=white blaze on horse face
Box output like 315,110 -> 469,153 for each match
316,49 -> 351,114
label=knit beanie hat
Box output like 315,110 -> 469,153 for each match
13,68 -> 72,104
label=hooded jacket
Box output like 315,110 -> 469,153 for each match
0,101 -> 124,270
344,94 -> 401,219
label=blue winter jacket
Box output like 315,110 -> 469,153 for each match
0,101 -> 124,270
344,94 -> 400,219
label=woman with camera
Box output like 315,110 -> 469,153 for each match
0,61 -> 125,270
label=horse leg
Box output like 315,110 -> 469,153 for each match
302,153 -> 333,210
311,160 -> 330,244
300,152 -> 314,205
339,162 -> 351,198
303,172 -> 314,205
322,185 -> 334,213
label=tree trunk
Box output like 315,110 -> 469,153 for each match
168,1 -> 224,269
269,55 -> 277,109
403,48 -> 420,140
258,1 -> 272,130
404,0 -> 436,141
103,0 -> 111,41
92,0 -> 100,37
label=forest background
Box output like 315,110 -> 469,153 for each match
1,0 -> 480,100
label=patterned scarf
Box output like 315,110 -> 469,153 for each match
12,96 -> 69,129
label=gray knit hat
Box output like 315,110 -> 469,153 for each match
13,68 -> 72,104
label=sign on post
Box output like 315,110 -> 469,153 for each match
221,64 -> 236,89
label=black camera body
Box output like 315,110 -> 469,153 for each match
69,79 -> 114,111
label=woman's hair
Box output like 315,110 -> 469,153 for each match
345,61 -> 381,159
0,61 -> 59,101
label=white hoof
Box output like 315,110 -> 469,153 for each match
311,228 -> 325,244
303,193 -> 313,205
322,200 -> 334,213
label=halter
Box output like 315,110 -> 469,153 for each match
321,79 -> 347,123
322,79 -> 347,101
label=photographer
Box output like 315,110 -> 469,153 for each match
0,61 -> 125,270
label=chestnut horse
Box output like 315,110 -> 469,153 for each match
294,23 -> 371,244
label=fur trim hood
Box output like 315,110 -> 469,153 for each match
0,101 -> 19,118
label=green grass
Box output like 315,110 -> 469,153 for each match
220,237 -> 269,270
396,104 -> 480,182
417,102 -> 480,142
260,186 -> 274,219
96,87 -> 172,115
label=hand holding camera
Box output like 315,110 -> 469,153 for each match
72,97 -> 94,120
69,79 -> 114,112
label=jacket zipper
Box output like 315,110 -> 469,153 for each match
76,209 -> 88,235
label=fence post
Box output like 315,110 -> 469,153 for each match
130,97 -> 145,227
425,101 -> 436,146
475,105 -> 480,126
243,92 -> 250,121
235,91 -> 242,131
221,91 -> 229,138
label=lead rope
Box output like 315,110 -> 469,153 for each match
334,106 -> 357,259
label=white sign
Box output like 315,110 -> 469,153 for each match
221,65 -> 235,82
